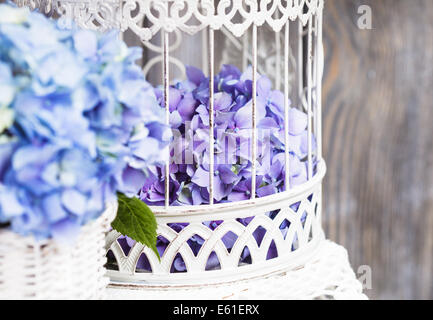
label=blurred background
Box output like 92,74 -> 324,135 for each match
322,0 -> 433,299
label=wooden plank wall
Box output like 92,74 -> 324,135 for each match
323,0 -> 433,299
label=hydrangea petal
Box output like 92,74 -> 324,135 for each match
73,29 -> 97,58
186,66 -> 205,86
43,193 -> 69,222
61,189 -> 87,216
289,108 -> 308,135
257,184 -> 277,197
219,64 -> 241,79
191,166 -> 209,188
218,165 -> 238,185
212,175 -> 229,202
177,93 -> 197,121
0,188 -> 25,218
169,88 -> 182,111
214,92 -> 232,111
257,76 -> 272,98
227,191 -> 249,202
51,218 -> 80,245
118,166 -> 146,197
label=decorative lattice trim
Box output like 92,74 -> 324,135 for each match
107,240 -> 368,300
28,0 -> 324,40
105,162 -> 326,286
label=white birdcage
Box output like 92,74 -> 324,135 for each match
22,0 -> 327,290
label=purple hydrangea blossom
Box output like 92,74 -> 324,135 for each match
131,64 -> 316,271
140,64 -> 314,206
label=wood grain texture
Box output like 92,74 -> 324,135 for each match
322,0 -> 433,299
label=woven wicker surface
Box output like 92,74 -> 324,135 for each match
0,203 -> 116,300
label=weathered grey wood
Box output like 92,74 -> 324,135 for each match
322,0 -> 433,300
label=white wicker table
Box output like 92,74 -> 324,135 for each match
107,240 -> 368,300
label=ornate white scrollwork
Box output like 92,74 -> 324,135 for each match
20,1 -> 323,39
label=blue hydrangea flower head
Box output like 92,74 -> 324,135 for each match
0,4 -> 170,243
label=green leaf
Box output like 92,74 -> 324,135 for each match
112,193 -> 160,260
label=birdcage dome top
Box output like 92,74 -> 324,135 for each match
52,0 -> 323,40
